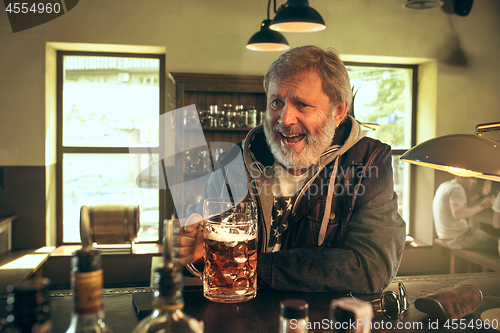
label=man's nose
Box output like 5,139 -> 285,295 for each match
278,104 -> 298,127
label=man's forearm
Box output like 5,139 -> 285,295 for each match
493,211 -> 500,229
451,203 -> 488,220
257,247 -> 380,293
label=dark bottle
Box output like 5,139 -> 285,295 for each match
65,206 -> 112,333
131,220 -> 203,333
3,278 -> 53,333
279,299 -> 309,333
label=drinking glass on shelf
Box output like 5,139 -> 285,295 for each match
248,107 -> 258,128
226,109 -> 234,128
199,109 -> 211,128
197,150 -> 211,173
209,105 -> 218,127
184,151 -> 193,173
217,106 -> 225,127
234,105 -> 244,128
183,108 -> 198,127
241,109 -> 249,128
213,148 -> 225,162
259,111 -> 265,125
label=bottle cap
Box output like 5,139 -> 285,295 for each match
280,299 -> 309,319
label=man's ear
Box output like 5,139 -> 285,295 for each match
334,102 -> 348,125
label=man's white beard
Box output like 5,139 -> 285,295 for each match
263,114 -> 337,169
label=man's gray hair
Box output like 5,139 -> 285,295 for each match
263,45 -> 352,110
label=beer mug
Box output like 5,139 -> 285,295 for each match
187,197 -> 258,303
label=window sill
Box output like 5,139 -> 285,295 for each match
51,243 -> 162,257
405,235 -> 432,248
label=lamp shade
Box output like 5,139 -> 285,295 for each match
270,0 -> 326,33
246,19 -> 290,52
400,134 -> 500,181
402,0 -> 444,9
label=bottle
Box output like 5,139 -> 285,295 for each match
65,206 -> 113,333
233,105 -> 243,128
242,109 -> 249,128
3,278 -> 53,333
248,107 -> 257,128
132,220 -> 203,333
209,105 -> 217,127
279,299 -> 309,333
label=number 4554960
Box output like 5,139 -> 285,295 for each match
443,318 -> 499,330
5,2 -> 61,14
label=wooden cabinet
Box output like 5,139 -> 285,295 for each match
170,73 -> 266,217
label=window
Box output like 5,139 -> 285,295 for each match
57,51 -> 165,244
346,63 -> 417,233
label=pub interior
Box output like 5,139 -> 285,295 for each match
1,0 -> 500,332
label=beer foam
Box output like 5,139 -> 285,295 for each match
206,225 -> 256,242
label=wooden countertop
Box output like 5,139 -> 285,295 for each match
0,246 -> 54,292
9,272 -> 498,333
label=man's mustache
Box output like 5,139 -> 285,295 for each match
272,123 -> 308,136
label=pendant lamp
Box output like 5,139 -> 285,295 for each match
246,0 -> 290,51
246,19 -> 290,52
270,0 -> 326,33
400,122 -> 500,181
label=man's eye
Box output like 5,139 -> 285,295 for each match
271,100 -> 283,108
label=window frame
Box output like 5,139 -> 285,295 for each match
56,50 -> 167,245
344,61 -> 418,234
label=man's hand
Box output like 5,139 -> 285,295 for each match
451,195 -> 496,220
173,213 -> 204,266
480,195 -> 495,209
481,180 -> 492,197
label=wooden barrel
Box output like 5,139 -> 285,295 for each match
86,204 -> 140,244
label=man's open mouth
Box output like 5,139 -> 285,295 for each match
280,132 -> 306,145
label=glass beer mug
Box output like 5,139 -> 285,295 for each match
187,197 -> 258,303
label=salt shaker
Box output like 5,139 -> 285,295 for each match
279,299 -> 309,333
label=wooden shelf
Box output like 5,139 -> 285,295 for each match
0,214 -> 17,228
0,215 -> 17,255
203,126 -> 257,132
170,72 -> 266,217
184,126 -> 257,132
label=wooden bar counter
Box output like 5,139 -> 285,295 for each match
2,272 -> 499,332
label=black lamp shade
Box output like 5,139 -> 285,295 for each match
400,134 -> 500,181
270,0 -> 326,32
246,19 -> 290,52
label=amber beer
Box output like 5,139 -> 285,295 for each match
202,224 -> 257,302
185,197 -> 258,302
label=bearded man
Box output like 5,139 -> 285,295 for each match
173,45 -> 406,294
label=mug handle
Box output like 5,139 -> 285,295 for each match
186,262 -> 202,279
